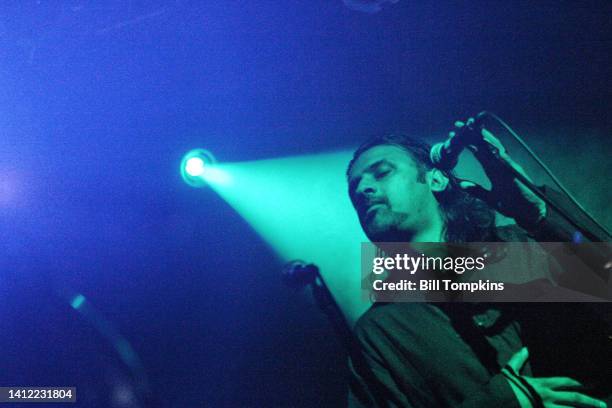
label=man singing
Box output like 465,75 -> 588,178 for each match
346,119 -> 609,407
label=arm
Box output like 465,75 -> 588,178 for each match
527,185 -> 607,243
451,120 -> 602,242
452,120 -> 610,282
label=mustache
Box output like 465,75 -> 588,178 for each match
356,197 -> 387,213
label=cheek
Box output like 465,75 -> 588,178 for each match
386,180 -> 428,214
383,181 -> 411,211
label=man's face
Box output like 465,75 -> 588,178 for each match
348,145 -> 439,242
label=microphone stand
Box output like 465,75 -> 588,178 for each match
282,261 -> 355,351
282,261 -> 391,406
309,271 -> 356,352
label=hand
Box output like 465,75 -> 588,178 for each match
505,347 -> 607,408
453,118 -> 547,230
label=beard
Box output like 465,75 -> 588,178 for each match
362,208 -> 411,242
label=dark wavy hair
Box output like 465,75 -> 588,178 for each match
347,134 -> 496,243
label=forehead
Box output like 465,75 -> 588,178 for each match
348,144 -> 416,179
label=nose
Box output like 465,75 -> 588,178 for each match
355,176 -> 377,198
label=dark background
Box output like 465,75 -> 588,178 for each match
0,1 -> 610,407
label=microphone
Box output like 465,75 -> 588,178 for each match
281,260 -> 319,289
430,113 -> 486,170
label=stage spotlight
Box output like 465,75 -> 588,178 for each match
185,157 -> 205,177
180,149 -> 220,188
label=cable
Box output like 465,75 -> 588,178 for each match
479,111 -> 612,240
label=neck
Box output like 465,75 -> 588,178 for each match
410,222 -> 444,243
408,206 -> 446,243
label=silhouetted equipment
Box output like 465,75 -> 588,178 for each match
282,260 -> 354,351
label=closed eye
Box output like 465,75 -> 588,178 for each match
348,160 -> 395,196
375,169 -> 391,179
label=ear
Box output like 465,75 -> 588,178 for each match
428,168 -> 450,193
